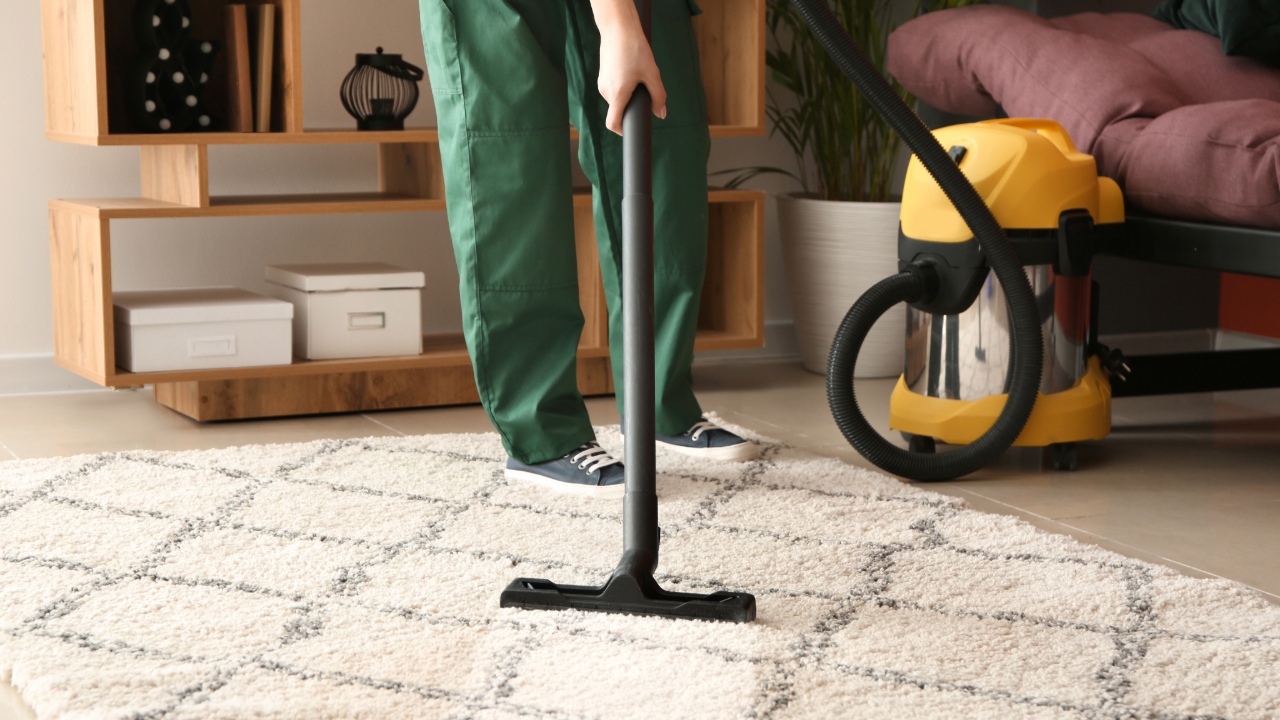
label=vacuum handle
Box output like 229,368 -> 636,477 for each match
620,0 -> 660,572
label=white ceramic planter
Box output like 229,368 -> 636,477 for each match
776,195 -> 905,377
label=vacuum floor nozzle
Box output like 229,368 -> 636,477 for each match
500,571 -> 757,623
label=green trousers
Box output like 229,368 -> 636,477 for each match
419,0 -> 711,464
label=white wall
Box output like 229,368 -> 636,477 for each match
2,0 -> 804,393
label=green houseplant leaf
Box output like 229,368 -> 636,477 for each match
721,0 -> 986,202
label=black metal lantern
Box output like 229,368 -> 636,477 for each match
340,48 -> 424,131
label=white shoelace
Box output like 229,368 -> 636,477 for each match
568,442 -> 621,475
687,420 -> 719,442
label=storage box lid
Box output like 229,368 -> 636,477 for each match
265,262 -> 426,292
113,287 -> 294,326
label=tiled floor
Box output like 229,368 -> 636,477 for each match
2,360 -> 1278,606
2,357 -> 1279,719
690,360 -> 1280,604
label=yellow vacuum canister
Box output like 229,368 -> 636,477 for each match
890,119 -> 1125,470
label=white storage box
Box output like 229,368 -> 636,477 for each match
113,287 -> 294,373
265,262 -> 425,360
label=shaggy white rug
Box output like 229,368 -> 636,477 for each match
1,421 -> 1278,720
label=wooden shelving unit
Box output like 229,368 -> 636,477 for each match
42,0 -> 767,421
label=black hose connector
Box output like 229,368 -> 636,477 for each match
791,0 -> 1044,481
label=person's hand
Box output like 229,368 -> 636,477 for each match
593,3 -> 667,135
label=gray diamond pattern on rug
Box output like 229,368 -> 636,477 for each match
1,420 -> 1278,720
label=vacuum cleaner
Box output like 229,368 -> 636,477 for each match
500,0 -> 1122,624
789,1 -> 1125,482
884,118 -> 1124,475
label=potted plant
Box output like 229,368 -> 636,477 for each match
722,0 -> 983,376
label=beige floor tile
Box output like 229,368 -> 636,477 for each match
0,356 -> 107,397
0,679 -> 34,720
713,408 -> 820,449
893,482 -> 1229,583
1112,390 -> 1280,429
798,442 -> 902,473
361,403 -> 499,436
0,389 -> 396,460
366,396 -> 621,437
792,451 -> 1278,603
918,431 -> 1280,520
1064,500 -> 1280,600
692,360 -> 898,447
1222,387 -> 1280,416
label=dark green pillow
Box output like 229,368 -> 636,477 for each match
1151,0 -> 1280,66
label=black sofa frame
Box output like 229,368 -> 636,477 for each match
1097,214 -> 1280,397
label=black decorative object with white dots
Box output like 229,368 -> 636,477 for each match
340,48 -> 424,131
126,0 -> 220,133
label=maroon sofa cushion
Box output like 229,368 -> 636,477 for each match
886,5 -> 1280,229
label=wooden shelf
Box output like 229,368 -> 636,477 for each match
704,188 -> 767,205
701,191 -> 765,350
94,320 -> 751,390
575,187 -> 761,208
83,333 -> 470,388
53,188 -> 757,220
692,329 -> 761,352
43,0 -> 764,145
47,185 -> 764,401
47,124 -> 762,147
94,0 -> 304,136
51,193 -> 446,220
42,0 -> 767,421
47,128 -> 443,147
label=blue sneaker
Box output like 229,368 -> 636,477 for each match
656,419 -> 760,462
504,442 -> 625,499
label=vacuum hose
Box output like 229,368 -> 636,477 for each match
790,0 -> 1044,481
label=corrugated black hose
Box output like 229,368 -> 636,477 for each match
790,0 -> 1044,480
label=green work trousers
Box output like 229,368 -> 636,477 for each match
419,0 -> 711,464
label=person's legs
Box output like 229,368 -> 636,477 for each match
420,0 -> 595,464
564,0 -> 711,436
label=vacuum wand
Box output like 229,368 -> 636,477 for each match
498,0 -> 755,622
621,0 -> 659,571
621,79 -> 660,575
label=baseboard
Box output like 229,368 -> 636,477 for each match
694,320 -> 800,363
1214,329 -> 1280,351
0,353 -> 109,397
1099,329 -> 1280,355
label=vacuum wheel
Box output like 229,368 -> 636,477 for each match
906,434 -> 936,454
1050,442 -> 1078,472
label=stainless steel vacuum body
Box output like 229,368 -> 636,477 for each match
905,266 -> 1093,402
